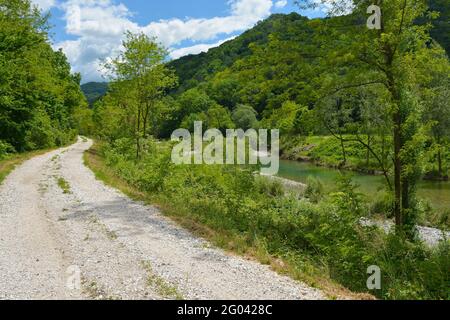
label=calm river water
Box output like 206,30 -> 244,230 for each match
278,160 -> 450,211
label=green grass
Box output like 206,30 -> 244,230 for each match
0,137 -> 78,186
57,177 -> 71,194
141,261 -> 184,300
0,149 -> 56,185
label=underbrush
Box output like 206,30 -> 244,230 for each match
86,138 -> 450,300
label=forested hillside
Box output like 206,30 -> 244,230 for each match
428,0 -> 450,54
1,0 -> 449,302
169,1 -> 449,99
167,13 -> 309,94
81,82 -> 109,106
0,0 -> 88,156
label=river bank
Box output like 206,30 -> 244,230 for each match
280,135 -> 450,182
277,159 -> 450,229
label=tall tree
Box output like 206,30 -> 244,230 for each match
105,32 -> 177,159
296,0 -> 450,233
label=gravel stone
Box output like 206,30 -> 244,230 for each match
0,138 -> 324,300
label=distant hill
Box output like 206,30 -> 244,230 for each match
169,7 -> 449,96
168,13 -> 309,94
81,82 -> 109,106
428,0 -> 450,54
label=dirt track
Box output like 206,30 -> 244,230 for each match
0,138 -> 324,300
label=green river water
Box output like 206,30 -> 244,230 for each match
278,160 -> 450,211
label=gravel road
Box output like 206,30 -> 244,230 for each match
0,138 -> 324,300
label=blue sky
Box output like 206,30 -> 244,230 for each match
32,0 -> 327,83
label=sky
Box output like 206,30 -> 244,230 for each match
31,0 -> 329,83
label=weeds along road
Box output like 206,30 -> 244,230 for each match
0,138 -> 324,300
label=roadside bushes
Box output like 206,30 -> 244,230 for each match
98,139 -> 450,300
369,192 -> 394,217
304,176 -> 324,203
0,140 -> 15,160
378,235 -> 450,300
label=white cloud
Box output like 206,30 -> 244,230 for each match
53,0 -> 276,82
274,0 -> 287,8
170,37 -> 237,60
32,0 -> 57,11
313,0 -> 354,15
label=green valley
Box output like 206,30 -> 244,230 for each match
1,0 -> 449,302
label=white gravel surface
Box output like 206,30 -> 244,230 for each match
0,138 -> 324,300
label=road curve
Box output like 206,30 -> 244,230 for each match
0,138 -> 324,300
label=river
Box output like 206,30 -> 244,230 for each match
278,160 -> 450,211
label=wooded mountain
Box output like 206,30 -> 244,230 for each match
86,5 -> 449,112
169,4 -> 449,99
428,0 -> 450,55
167,13 -> 308,94
81,82 -> 109,106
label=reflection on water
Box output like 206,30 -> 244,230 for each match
278,160 -> 450,210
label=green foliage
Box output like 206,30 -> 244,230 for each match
81,82 -> 109,106
370,192 -> 395,218
304,176 -> 324,203
0,140 -> 15,160
254,176 -> 285,198
378,235 -> 450,300
103,31 -> 178,158
24,108 -> 56,150
262,101 -> 301,134
57,177 -> 71,194
0,0 -> 87,152
231,105 -> 259,130
72,105 -> 95,136
205,105 -> 235,132
178,88 -> 216,117
98,139 -> 449,300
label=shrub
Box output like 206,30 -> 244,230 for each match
304,176 -> 324,203
255,177 -> 285,197
369,192 -> 394,218
24,110 -> 56,150
0,140 -> 15,160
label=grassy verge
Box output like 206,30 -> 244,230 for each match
0,137 -> 78,186
83,140 -> 373,300
0,148 -> 57,185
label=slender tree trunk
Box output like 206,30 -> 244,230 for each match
143,112 -> 148,140
339,133 -> 347,166
393,111 -> 402,227
136,107 -> 141,160
387,66 -> 403,228
143,101 -> 150,140
366,134 -> 371,167
437,136 -> 443,178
